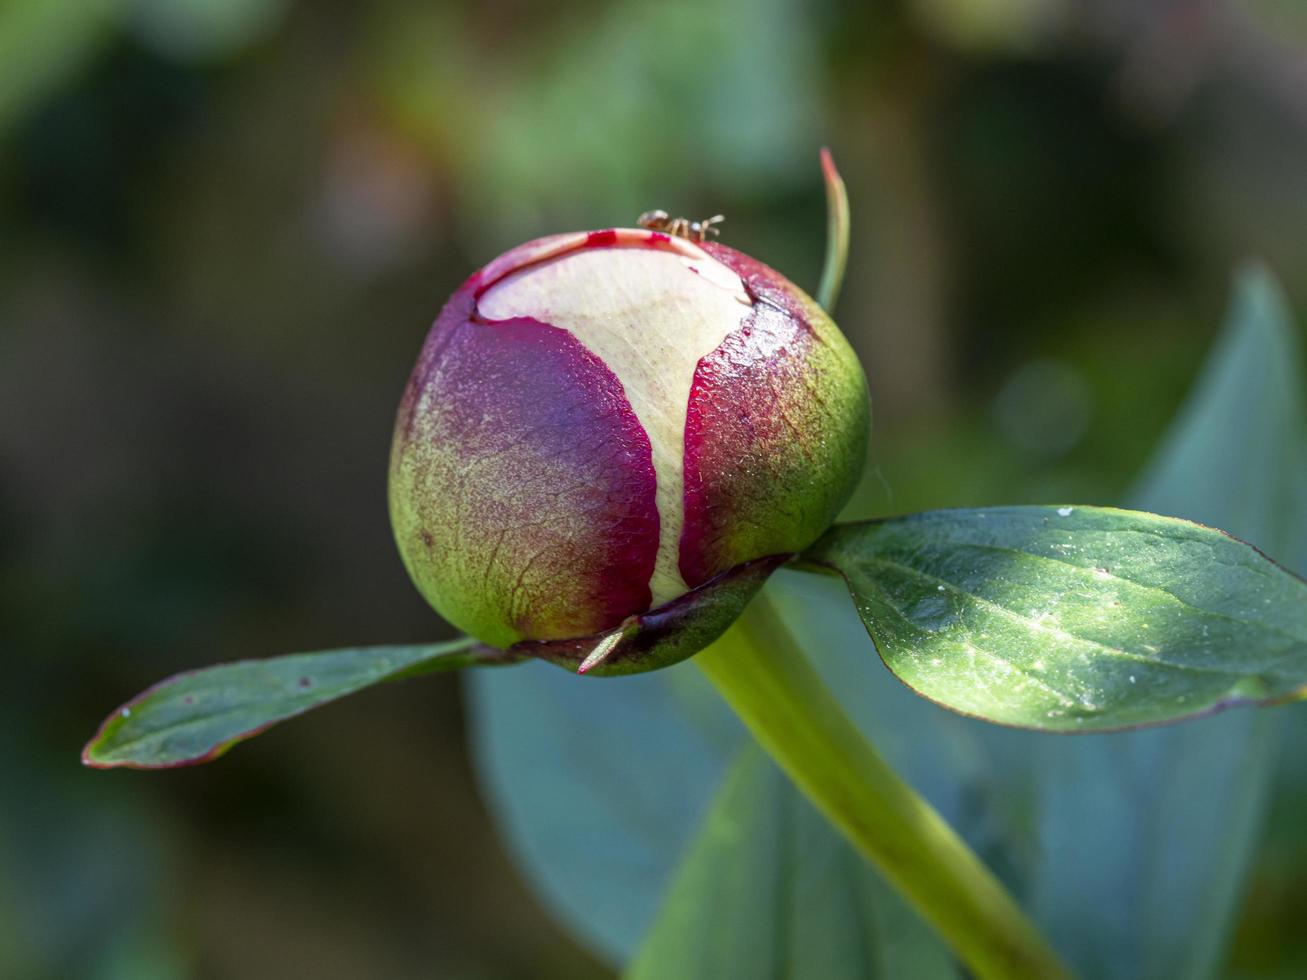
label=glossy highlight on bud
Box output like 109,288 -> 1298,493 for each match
389,227 -> 870,655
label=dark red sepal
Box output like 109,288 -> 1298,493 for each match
510,554 -> 793,677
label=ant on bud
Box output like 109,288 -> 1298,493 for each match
637,210 -> 724,243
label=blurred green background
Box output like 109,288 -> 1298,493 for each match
3,0 -> 1307,977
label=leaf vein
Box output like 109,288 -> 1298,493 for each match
860,556 -> 1253,681
882,534 -> 1307,647
856,567 -> 1085,707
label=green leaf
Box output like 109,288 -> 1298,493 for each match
1,731 -> 189,978
804,505 -> 1307,732
1134,264 -> 1307,557
82,555 -> 781,771
1030,722 -> 1277,979
468,660 -> 743,963
626,745 -> 957,980
83,638 -> 512,769
1027,265 -> 1307,979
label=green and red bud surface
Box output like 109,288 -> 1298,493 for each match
389,228 -> 870,653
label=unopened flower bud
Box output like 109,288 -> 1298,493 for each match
389,228 -> 870,651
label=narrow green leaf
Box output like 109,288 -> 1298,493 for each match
84,638 -> 513,769
805,505 -> 1307,732
626,746 -> 957,980
816,146 -> 850,313
1134,264 -> 1307,556
83,554 -> 781,772
1030,723 -> 1277,979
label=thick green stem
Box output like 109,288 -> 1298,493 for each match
696,587 -> 1072,980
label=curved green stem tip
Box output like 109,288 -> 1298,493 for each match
816,147 -> 850,314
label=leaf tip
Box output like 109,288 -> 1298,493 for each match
819,146 -> 839,183
81,709 -> 125,769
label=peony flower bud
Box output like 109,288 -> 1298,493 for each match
389,228 -> 870,654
